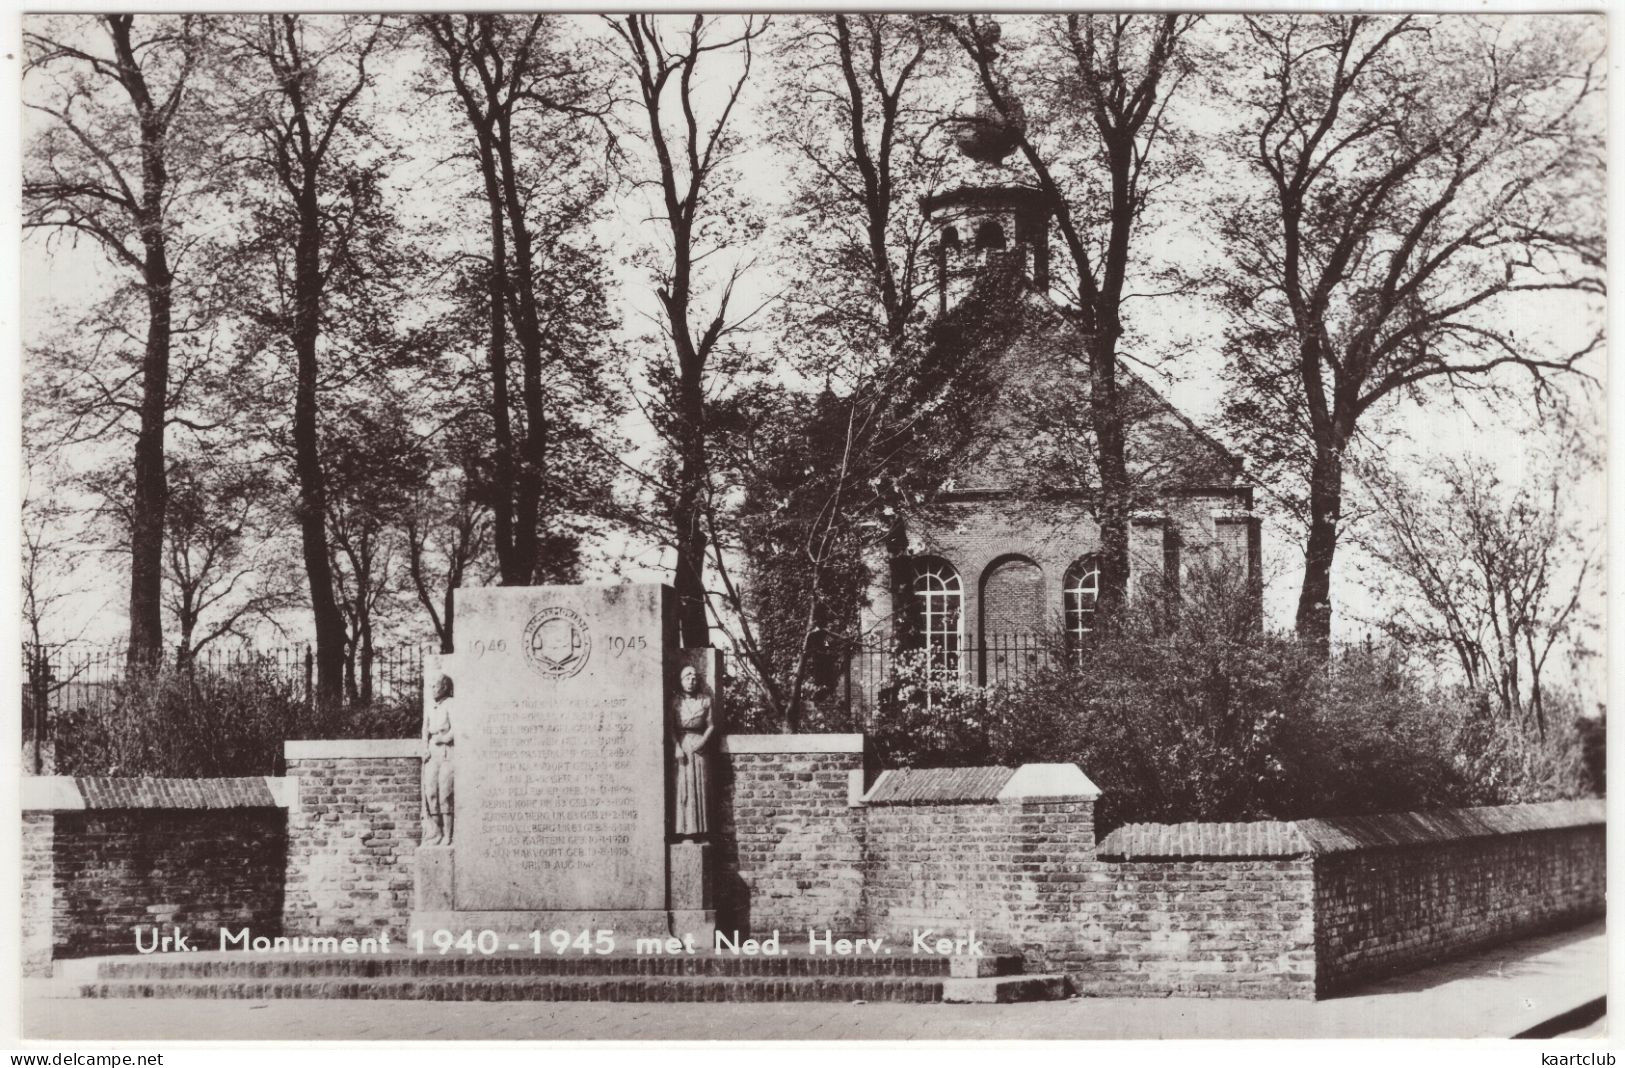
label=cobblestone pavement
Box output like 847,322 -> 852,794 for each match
20,922 -> 1604,1043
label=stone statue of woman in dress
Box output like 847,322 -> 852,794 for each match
670,664 -> 717,839
422,673 -> 456,846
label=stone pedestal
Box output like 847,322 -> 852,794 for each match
670,841 -> 713,910
416,846 -> 453,911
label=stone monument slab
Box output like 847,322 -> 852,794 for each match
451,584 -> 674,912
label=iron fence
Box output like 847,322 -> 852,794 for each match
720,634 -> 1063,732
25,633 -> 1386,764
22,643 -> 426,747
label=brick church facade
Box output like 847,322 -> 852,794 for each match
859,182 -> 1260,682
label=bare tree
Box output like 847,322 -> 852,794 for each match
771,15 -> 945,359
321,398 -> 426,704
21,479 -> 98,772
163,453 -> 302,666
23,15 -> 214,669
417,15 -> 620,589
1219,15 -> 1605,646
707,14 -> 964,727
938,14 -> 1199,630
403,464 -> 494,655
1359,452 -> 1598,737
223,14 -> 391,707
606,13 -> 769,648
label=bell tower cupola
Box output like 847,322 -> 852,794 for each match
924,19 -> 1050,314
924,184 -> 1051,314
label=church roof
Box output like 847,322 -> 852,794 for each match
938,282 -> 1244,498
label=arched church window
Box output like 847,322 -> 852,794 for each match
909,557 -> 963,672
974,220 -> 1007,250
1063,556 -> 1100,648
940,226 -> 961,250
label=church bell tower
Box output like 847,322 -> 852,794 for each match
925,19 -> 1050,315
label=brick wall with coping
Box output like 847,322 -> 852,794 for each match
1092,819 -> 1325,997
718,734 -> 865,935
1302,803 -> 1605,995
1082,857 -> 1317,998
26,739 -> 1602,999
857,765 -> 1302,994
21,777 -> 291,975
281,739 -> 421,938
22,811 -> 55,976
863,802 -> 1023,940
861,764 -> 1108,977
863,771 -> 1602,999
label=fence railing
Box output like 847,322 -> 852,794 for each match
26,633 -> 1387,763
22,643 -> 426,746
836,634 -> 1059,717
24,636 -> 1057,746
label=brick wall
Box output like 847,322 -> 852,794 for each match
864,490 -> 1257,656
282,740 -> 421,937
51,810 -> 287,959
859,768 -> 1317,996
861,764 -> 1103,975
717,735 -> 865,935
1095,801 -> 1604,998
21,777 -> 291,974
864,778 -> 1599,1000
1308,804 -> 1605,995
980,556 -> 1045,636
26,745 -> 1600,1001
22,812 -> 54,976
1080,857 -> 1317,998
864,802 -> 1023,940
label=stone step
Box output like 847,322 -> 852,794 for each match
73,950 -> 1023,982
941,974 -> 1072,1004
77,974 -> 948,1003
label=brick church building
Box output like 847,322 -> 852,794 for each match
858,176 -> 1260,685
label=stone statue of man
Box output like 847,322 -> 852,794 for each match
422,673 -> 455,846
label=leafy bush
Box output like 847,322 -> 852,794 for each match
867,564 -> 1594,829
721,668 -> 861,735
869,650 -> 1007,770
55,660 -> 417,777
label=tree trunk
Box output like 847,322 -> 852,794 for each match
885,512 -> 918,650
291,184 -> 346,708
360,615 -> 374,704
174,612 -> 195,672
127,274 -> 170,671
673,427 -> 710,648
1091,349 -> 1131,626
478,141 -> 521,584
116,14 -> 174,672
496,114 -> 549,586
1295,440 -> 1344,649
1078,296 -> 1133,629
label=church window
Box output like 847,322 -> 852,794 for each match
909,557 -> 963,672
1063,556 -> 1100,647
974,220 -> 1006,250
941,226 -> 961,250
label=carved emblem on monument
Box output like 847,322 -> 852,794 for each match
523,606 -> 592,679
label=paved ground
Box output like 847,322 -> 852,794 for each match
20,921 -> 1605,1042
